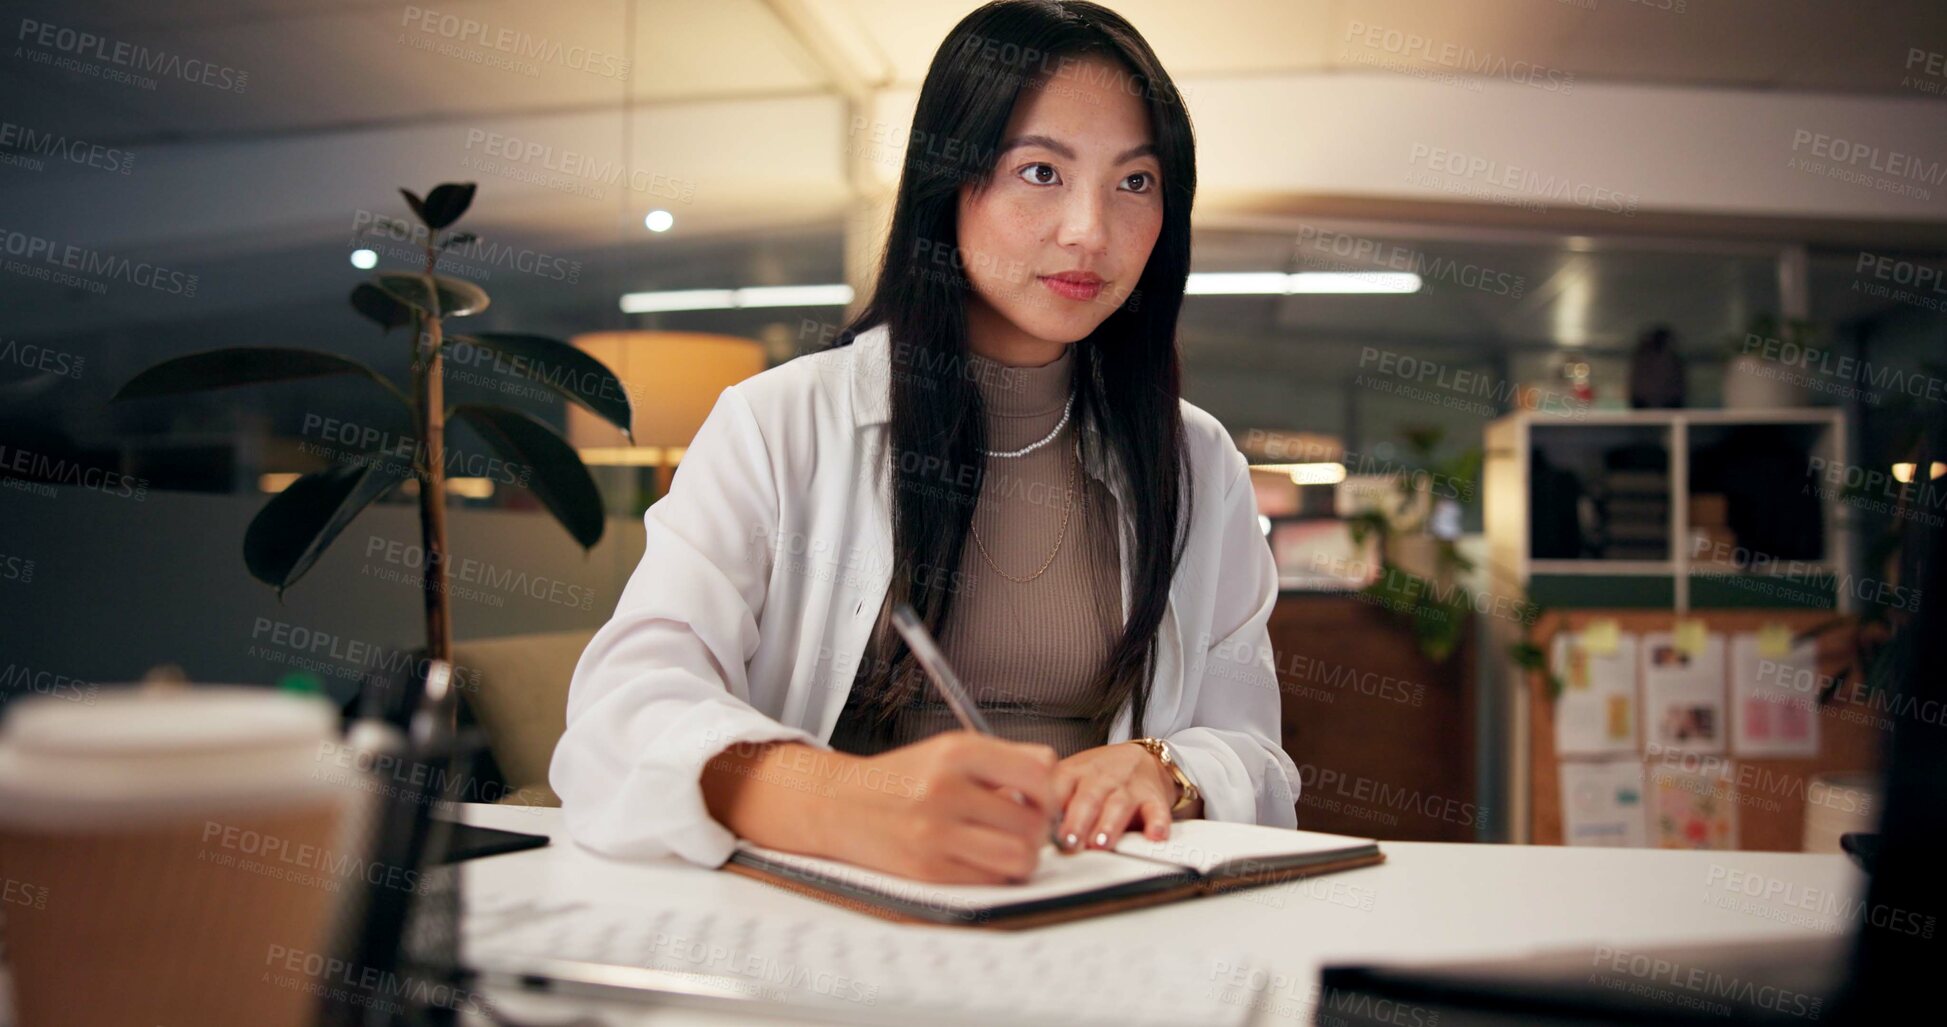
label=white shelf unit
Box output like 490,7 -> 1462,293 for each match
1479,406 -> 1851,843
1485,407 -> 1850,610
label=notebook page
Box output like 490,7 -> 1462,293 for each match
732,840 -> 1184,916
1114,820 -> 1378,876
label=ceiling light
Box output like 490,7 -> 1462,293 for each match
1287,272 -> 1420,294
1186,272 -> 1291,295
1185,272 -> 1421,295
618,284 -> 854,314
644,210 -> 674,232
735,285 -> 855,308
620,289 -> 737,313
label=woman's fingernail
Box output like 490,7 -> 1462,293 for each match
1093,832 -> 1109,848
1062,832 -> 1079,850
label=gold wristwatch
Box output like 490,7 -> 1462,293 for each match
1132,737 -> 1199,815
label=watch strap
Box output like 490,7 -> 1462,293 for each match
1133,737 -> 1199,814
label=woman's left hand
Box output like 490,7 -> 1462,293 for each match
1051,742 -> 1180,852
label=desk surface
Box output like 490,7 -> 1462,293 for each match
457,803 -> 1864,1026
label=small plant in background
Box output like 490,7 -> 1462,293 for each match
112,182 -> 632,667
1342,425 -> 1561,690
1345,426 -> 1493,663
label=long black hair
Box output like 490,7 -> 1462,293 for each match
831,0 -> 1196,738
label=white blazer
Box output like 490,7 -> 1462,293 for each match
550,322 -> 1301,868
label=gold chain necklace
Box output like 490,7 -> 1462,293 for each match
968,437 -> 1083,584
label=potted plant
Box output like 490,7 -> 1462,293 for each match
112,183 -> 632,669
1344,427 -> 1494,662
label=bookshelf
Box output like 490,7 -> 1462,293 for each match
1480,408 -> 1854,843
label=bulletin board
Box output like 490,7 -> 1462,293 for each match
1526,610 -> 1885,852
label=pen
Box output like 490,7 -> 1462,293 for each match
890,602 -> 1064,850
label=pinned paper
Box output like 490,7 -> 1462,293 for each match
1730,632 -> 1820,758
1643,631 -> 1727,754
1583,619 -> 1620,656
1552,630 -> 1639,756
1757,623 -> 1793,659
1561,758 -> 1648,848
1673,619 -> 1707,658
1650,760 -> 1737,849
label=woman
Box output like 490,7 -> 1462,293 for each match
551,0 -> 1299,885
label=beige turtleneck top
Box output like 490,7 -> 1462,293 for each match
827,344 -> 1125,758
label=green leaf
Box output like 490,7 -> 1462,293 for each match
244,462 -> 403,594
449,404 -> 605,548
375,272 -> 490,319
111,347 -> 410,411
350,282 -> 413,332
399,188 -> 429,225
450,333 -> 635,440
421,183 -> 477,230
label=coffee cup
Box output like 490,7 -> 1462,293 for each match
0,684 -> 350,1027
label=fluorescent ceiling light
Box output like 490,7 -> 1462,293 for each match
736,284 -> 855,308
620,289 -> 737,313
619,284 -> 855,314
1185,272 -> 1420,295
1186,272 -> 1291,295
1287,272 -> 1420,294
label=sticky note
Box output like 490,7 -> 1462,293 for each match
1674,619 -> 1707,657
1757,623 -> 1792,659
1582,619 -> 1620,656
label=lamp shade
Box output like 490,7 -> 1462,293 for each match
568,331 -> 767,459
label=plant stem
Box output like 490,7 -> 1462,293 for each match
416,246 -> 452,668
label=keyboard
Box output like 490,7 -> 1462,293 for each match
463,896 -> 1266,1026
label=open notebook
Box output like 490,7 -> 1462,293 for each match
722,820 -> 1384,929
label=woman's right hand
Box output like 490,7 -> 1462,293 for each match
815,731 -> 1058,885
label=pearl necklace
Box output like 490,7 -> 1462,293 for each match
977,391 -> 1075,459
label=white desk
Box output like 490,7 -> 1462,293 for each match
455,803 -> 1865,1026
